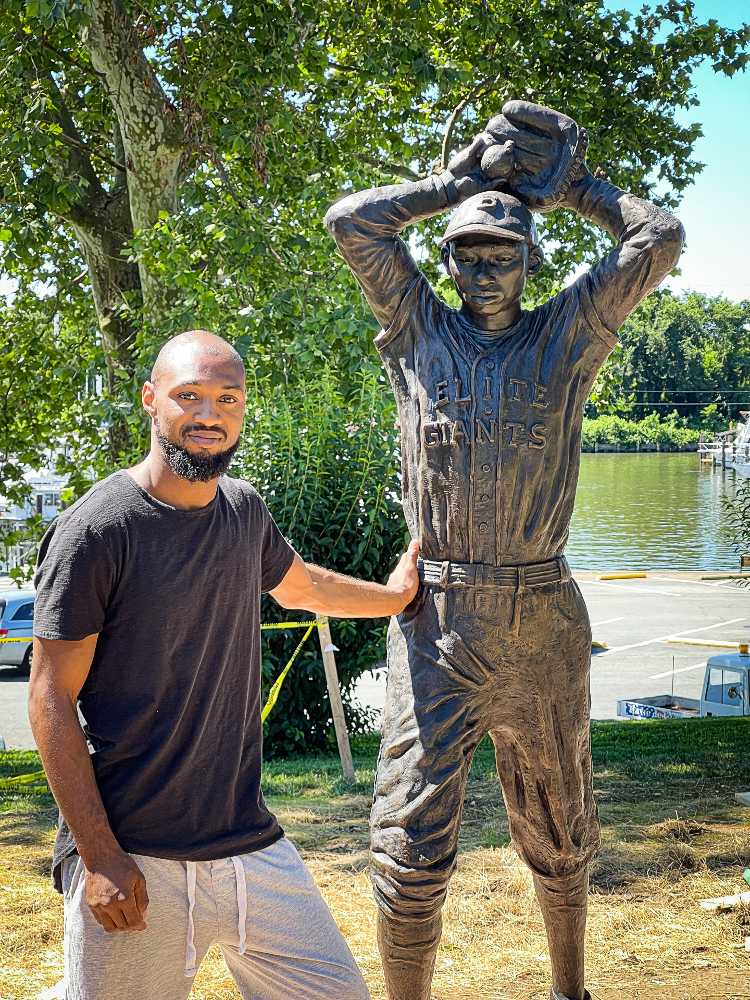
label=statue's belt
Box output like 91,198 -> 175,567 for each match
418,555 -> 570,589
417,556 -> 571,636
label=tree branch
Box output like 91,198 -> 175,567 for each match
112,119 -> 128,191
440,69 -> 504,169
210,151 -> 247,209
44,73 -> 106,211
54,131 -> 127,174
361,156 -> 420,182
39,36 -> 106,82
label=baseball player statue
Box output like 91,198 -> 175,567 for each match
325,101 -> 684,1000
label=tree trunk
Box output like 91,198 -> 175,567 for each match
83,0 -> 187,327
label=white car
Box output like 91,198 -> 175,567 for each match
0,589 -> 34,676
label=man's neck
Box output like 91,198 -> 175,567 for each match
128,453 -> 219,511
460,300 -> 522,332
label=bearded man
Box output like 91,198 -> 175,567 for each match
29,329 -> 420,1000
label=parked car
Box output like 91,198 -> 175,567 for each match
0,589 -> 34,675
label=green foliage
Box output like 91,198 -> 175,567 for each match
588,291 -> 750,426
723,478 -> 750,555
581,411 -> 700,451
236,365 -> 404,756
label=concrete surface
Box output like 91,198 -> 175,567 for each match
1,573 -> 749,749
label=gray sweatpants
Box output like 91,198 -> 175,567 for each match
62,836 -> 370,1000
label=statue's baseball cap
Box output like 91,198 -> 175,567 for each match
438,191 -> 538,247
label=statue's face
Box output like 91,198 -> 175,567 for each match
447,235 -> 530,319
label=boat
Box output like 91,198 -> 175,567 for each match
698,411 -> 750,477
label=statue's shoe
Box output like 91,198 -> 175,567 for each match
551,991 -> 592,1000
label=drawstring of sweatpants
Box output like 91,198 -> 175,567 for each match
231,856 -> 248,957
185,862 -> 197,977
184,857 -> 248,977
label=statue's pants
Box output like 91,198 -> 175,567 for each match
370,558 -> 600,996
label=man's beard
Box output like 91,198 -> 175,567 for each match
155,421 -> 239,483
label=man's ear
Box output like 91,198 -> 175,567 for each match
527,245 -> 544,276
440,244 -> 451,272
142,381 -> 157,420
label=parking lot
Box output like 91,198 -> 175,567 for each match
2,572 -> 749,748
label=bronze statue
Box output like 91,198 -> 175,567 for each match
325,101 -> 684,1000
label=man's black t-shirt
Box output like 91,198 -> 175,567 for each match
33,470 -> 295,891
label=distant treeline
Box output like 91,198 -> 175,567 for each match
587,290 -> 750,431
581,413 -> 699,452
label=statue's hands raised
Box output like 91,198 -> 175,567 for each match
444,132 -> 514,199
481,101 -> 590,212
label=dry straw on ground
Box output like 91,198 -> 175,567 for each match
2,727 -> 750,1000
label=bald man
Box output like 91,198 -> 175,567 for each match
29,330 -> 419,1000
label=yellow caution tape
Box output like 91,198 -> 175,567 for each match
260,620 -> 326,631
261,623 -> 316,722
2,624 -> 324,642
0,769 -> 47,792
0,623 -> 328,726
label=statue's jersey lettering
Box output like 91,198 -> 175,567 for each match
432,377 -> 548,409
372,275 -> 618,565
423,419 -> 548,450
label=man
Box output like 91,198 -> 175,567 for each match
324,101 -> 684,1000
29,329 -> 420,1000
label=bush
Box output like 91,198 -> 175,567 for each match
235,364 -> 404,756
723,478 -> 750,556
581,412 -> 701,451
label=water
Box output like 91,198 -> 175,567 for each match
566,452 -> 744,571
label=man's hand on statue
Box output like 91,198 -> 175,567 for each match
480,100 -> 590,212
444,133 -> 514,199
84,848 -> 149,933
385,539 -> 421,614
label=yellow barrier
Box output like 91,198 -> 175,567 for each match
667,637 -> 740,649
597,572 -> 647,581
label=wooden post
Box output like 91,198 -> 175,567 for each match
317,618 -> 355,782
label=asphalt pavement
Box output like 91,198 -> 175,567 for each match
1,572 -> 749,748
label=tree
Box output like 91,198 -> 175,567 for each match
1,0 -> 748,429
588,291 -> 750,426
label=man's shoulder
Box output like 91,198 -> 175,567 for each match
219,475 -> 269,517
54,471 -> 135,535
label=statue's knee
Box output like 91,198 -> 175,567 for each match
370,848 -> 454,923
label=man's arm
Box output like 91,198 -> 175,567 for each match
28,635 -> 148,933
270,540 -> 420,617
564,170 -> 684,333
324,136 -> 496,329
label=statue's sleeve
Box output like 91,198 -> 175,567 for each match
569,176 -> 685,337
325,177 -> 450,331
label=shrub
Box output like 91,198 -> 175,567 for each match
235,365 -> 404,756
581,412 -> 701,451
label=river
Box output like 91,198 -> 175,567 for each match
567,452 -> 745,572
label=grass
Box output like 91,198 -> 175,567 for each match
2,720 -> 750,999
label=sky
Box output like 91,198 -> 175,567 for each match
607,0 -> 749,302
2,1 -> 748,304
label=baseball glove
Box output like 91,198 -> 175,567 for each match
480,101 -> 589,212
